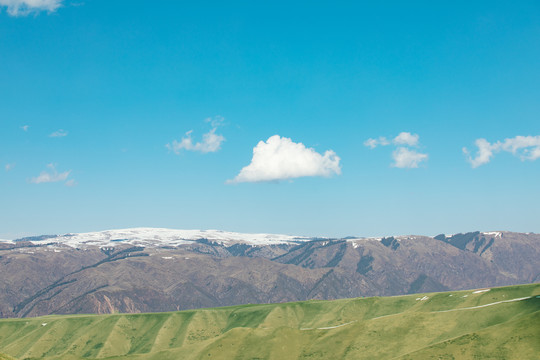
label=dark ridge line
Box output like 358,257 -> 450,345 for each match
192,239 -> 221,256
307,269 -> 335,298
271,241 -> 312,262
480,238 -> 495,256
325,242 -> 348,268
189,246 -> 220,257
472,236 -> 486,253
13,247 -> 145,316
274,240 -> 346,267
271,239 -> 337,262
13,279 -> 77,314
69,247 -> 146,277
381,237 -> 400,251
21,287 -> 69,318
447,232 -> 481,251
407,274 -> 428,294
285,243 -> 318,266
50,284 -> 109,315
226,243 -> 253,257
40,289 -> 65,303
188,282 -> 221,305
293,240 -> 344,266
356,254 -> 374,275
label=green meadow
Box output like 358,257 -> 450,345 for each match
0,284 -> 538,359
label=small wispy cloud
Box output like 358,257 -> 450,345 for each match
364,132 -> 420,149
204,115 -> 225,128
393,132 -> 419,147
392,147 -> 428,168
365,131 -> 427,168
363,137 -> 389,149
49,129 -> 68,138
5,163 -> 15,172
463,135 -> 540,168
228,135 -> 341,183
463,139 -> 496,168
29,163 -> 73,185
64,179 -> 77,187
0,0 -> 64,16
21,125 -> 29,132
167,116 -> 225,154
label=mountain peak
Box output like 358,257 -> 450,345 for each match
13,227 -> 314,248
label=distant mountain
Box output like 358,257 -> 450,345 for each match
0,228 -> 538,318
4,227 -> 315,248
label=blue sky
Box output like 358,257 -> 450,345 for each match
1,1 -> 539,239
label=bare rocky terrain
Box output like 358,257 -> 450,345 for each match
0,230 -> 538,318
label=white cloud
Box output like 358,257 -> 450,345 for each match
364,132 -> 420,148
527,146 -> 540,161
392,147 -> 428,168
463,138 -> 497,168
228,135 -> 341,183
501,135 -> 540,160
167,128 -> 225,154
21,125 -> 29,131
393,132 -> 419,146
167,117 -> 225,154
49,129 -> 68,137
204,115 -> 225,128
463,135 -> 540,167
363,137 -> 389,149
29,163 -> 71,184
0,0 -> 63,16
365,131 -> 427,168
363,138 -> 378,149
64,179 -> 77,187
5,163 -> 15,172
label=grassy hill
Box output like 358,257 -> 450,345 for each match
0,283 -> 538,359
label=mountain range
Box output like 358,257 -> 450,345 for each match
0,228 -> 538,318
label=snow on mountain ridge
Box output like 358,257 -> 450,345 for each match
2,228 -> 516,249
44,227 -> 314,248
482,231 -> 503,238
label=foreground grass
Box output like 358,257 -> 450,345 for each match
0,284 -> 538,359
0,353 -> 16,360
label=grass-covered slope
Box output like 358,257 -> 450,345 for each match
0,284 -> 538,359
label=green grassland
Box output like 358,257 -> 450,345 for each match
0,283 -> 538,359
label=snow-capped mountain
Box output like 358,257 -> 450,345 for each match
7,228 -> 511,249
12,227 -> 316,248
1,229 -> 537,318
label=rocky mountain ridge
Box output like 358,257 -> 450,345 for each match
0,229 -> 538,318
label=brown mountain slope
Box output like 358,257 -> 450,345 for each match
0,231 -> 538,318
